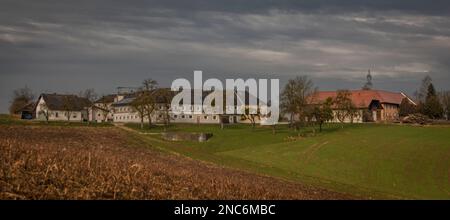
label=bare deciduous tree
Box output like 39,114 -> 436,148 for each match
439,91 -> 450,120
132,79 -> 159,129
311,97 -> 334,132
281,76 -> 317,130
131,96 -> 146,129
38,102 -> 50,123
9,86 -> 34,115
62,96 -> 75,121
242,105 -> 260,130
97,100 -> 112,122
334,90 -> 358,127
79,89 -> 97,123
141,79 -> 158,127
154,89 -> 173,131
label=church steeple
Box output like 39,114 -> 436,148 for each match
362,69 -> 373,90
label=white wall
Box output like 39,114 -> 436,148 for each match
90,103 -> 114,122
112,104 -> 238,124
35,96 -> 85,121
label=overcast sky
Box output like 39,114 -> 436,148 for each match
1,0 -> 450,113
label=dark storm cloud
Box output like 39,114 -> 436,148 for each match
1,0 -> 450,112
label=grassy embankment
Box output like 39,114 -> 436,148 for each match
126,122 -> 450,199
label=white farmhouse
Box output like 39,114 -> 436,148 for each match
35,93 -> 91,121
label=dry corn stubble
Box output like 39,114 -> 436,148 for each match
0,125 -> 353,200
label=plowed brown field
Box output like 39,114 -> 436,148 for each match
0,125 -> 353,200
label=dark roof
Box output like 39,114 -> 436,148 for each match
111,88 -> 174,107
111,97 -> 136,107
39,93 -> 91,111
95,95 -> 116,104
14,102 -> 35,113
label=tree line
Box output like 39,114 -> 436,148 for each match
400,75 -> 450,120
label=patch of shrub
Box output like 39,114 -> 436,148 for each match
401,113 -> 430,125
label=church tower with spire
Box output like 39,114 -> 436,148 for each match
362,69 -> 373,90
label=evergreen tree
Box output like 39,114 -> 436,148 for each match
423,83 -> 444,119
415,75 -> 432,102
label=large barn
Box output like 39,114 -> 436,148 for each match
312,90 -> 416,123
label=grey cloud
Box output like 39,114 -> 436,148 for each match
1,1 -> 450,112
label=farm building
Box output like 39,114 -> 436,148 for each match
14,102 -> 35,119
34,93 -> 91,121
312,90 -> 416,123
90,94 -> 116,122
111,90 -> 240,124
110,89 -> 259,124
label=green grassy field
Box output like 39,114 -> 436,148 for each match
127,123 -> 450,199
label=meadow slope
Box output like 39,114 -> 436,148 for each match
126,123 -> 450,199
